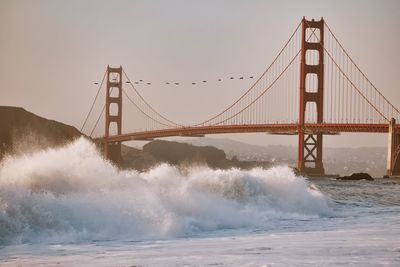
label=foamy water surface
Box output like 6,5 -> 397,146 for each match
0,138 -> 399,266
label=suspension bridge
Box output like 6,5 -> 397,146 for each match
81,17 -> 400,177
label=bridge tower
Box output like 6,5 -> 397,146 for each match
298,17 -> 325,175
387,118 -> 400,176
104,66 -> 123,165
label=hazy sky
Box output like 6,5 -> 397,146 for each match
1,0 -> 399,148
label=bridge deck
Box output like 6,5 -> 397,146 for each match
104,123 -> 398,142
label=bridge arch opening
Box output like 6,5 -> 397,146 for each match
305,28 -> 321,43
109,87 -> 121,98
109,103 -> 119,116
108,73 -> 121,83
305,102 -> 318,123
108,121 -> 119,136
305,49 -> 320,66
305,73 -> 318,93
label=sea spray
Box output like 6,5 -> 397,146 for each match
0,137 -> 332,245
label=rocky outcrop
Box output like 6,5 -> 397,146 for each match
142,140 -> 228,168
0,106 -> 83,159
337,172 -> 374,181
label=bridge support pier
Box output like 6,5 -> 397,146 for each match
297,17 -> 325,176
104,66 -> 123,165
387,118 -> 400,176
298,132 -> 324,175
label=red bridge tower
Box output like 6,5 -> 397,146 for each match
104,66 -> 123,165
298,17 -> 325,175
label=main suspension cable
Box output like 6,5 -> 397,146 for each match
306,21 -> 390,122
122,69 -> 184,127
81,69 -> 107,132
194,21 -> 302,126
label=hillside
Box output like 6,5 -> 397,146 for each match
143,140 -> 226,167
121,140 -> 271,170
0,106 -> 83,159
184,137 -> 387,176
186,138 -> 296,162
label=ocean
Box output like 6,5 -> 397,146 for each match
0,138 -> 399,266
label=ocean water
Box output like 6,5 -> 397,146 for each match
0,138 -> 399,266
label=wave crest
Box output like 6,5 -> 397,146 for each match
0,137 -> 332,245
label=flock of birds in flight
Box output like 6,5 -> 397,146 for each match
94,75 -> 255,86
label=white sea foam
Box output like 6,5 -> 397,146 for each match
0,137 -> 332,245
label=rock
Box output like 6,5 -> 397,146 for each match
337,172 -> 374,181
0,106 -> 84,159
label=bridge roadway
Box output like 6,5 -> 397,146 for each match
104,123 -> 399,142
